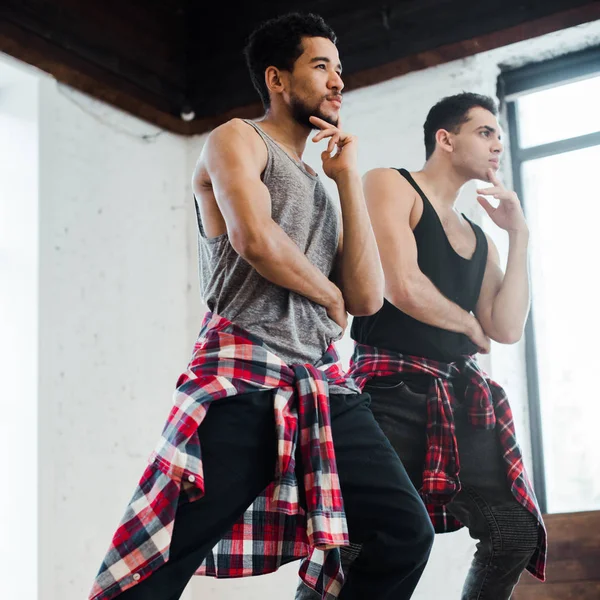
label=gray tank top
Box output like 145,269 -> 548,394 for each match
195,119 -> 344,368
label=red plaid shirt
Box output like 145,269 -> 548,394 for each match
89,312 -> 356,600
348,343 -> 547,582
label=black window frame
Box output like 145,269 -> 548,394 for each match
499,45 -> 600,514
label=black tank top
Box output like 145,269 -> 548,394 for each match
351,168 -> 489,366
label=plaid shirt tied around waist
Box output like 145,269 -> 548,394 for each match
90,312 -> 356,600
348,343 -> 547,581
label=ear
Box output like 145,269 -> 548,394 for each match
435,128 -> 454,154
264,66 -> 286,97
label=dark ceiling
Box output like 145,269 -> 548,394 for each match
1,1 -> 599,135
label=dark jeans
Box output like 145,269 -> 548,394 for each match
118,390 -> 434,600
296,377 -> 540,600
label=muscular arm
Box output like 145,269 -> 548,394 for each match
365,168 -> 489,351
474,168 -> 531,344
333,170 -> 384,316
194,119 -> 343,317
475,231 -> 530,344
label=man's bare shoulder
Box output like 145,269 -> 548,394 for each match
363,167 -> 417,207
195,119 -> 267,187
203,118 -> 264,157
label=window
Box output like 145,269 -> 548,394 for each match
501,46 -> 600,514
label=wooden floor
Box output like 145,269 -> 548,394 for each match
513,510 -> 600,599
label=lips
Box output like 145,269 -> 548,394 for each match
327,96 -> 342,107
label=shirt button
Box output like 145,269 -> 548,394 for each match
132,573 -> 141,581
187,475 -> 195,483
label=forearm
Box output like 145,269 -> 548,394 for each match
335,171 -> 384,314
239,221 -> 342,309
489,229 -> 530,342
388,273 -> 475,334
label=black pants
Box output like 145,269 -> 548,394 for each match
296,377 -> 541,600
119,390 -> 434,600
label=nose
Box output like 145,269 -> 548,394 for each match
493,137 -> 503,155
329,70 -> 344,92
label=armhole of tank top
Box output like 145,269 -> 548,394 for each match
468,220 -> 489,303
394,168 -> 427,232
241,119 -> 272,182
192,193 -> 207,239
193,193 -> 227,245
463,215 -> 488,259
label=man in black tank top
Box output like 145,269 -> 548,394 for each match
296,94 -> 547,600
94,13 -> 435,600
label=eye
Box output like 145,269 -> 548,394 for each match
480,130 -> 490,137
316,64 -> 327,70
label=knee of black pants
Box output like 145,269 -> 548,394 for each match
417,511 -> 436,562
344,510 -> 433,573
387,502 -> 435,569
492,503 -> 540,557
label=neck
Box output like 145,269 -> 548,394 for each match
258,107 -> 311,160
419,156 -> 470,208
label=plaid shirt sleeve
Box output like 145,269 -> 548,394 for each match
89,313 -> 353,600
347,343 -> 547,582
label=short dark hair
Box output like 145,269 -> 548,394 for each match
244,13 -> 337,109
423,92 -> 498,160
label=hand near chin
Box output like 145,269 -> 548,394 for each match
309,115 -> 358,182
477,168 -> 528,234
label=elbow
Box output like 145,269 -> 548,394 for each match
346,271 -> 385,316
347,295 -> 384,317
486,310 -> 526,345
386,278 -> 419,313
497,331 -> 523,345
229,227 -> 271,263
491,326 -> 524,345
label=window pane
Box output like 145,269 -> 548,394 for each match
517,75 -> 600,149
523,144 -> 600,513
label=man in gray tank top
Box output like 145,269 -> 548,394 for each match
106,12 -> 434,600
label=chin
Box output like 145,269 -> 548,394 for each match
478,166 -> 494,181
315,108 -> 339,127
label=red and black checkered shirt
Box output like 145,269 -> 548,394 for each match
348,343 -> 547,582
89,313 -> 356,600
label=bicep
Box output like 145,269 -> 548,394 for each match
364,170 -> 420,294
201,122 -> 272,237
475,235 -> 504,326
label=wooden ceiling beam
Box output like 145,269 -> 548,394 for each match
0,18 -> 194,135
1,2 -> 598,136
342,3 -> 600,91
185,3 -> 600,135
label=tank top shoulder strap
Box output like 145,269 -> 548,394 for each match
395,168 -> 436,213
241,119 -> 276,180
395,168 -> 423,199
242,119 -> 271,145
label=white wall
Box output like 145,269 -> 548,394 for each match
33,78 -> 203,599
2,15 -> 599,600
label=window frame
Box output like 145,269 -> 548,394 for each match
499,45 -> 600,513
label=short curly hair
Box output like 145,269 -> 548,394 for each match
244,13 -> 337,109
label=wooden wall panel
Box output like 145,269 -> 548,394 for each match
513,511 -> 600,599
